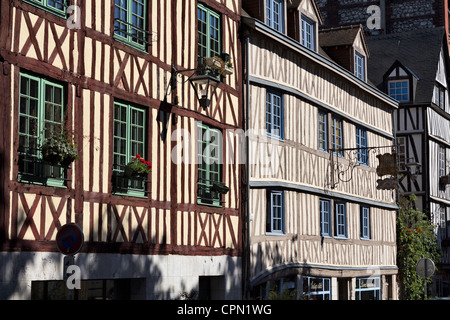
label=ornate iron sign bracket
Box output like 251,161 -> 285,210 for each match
328,145 -> 397,189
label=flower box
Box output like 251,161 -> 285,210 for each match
222,64 -> 233,76
41,130 -> 78,167
124,154 -> 151,178
204,56 -> 223,70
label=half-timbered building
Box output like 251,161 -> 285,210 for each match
242,0 -> 399,300
367,27 -> 450,297
0,0 -> 243,299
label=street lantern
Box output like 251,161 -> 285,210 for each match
169,59 -> 222,109
188,74 -> 221,109
406,158 -> 421,179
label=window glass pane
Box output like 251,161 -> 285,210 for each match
331,117 -> 343,156
197,123 -> 222,205
266,91 -> 283,139
267,0 -> 284,32
388,80 -> 409,102
268,191 -> 284,233
335,202 -> 346,237
18,74 -> 66,182
301,16 -> 315,50
303,277 -> 331,300
320,199 -> 331,236
356,127 -> 368,165
198,4 -> 221,59
355,52 -> 365,80
318,111 -> 327,151
113,102 -> 147,195
114,0 -> 146,47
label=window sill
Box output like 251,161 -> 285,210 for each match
197,200 -> 223,208
113,192 -> 148,199
18,174 -> 69,188
265,232 -> 285,237
113,35 -> 148,54
266,133 -> 284,142
334,236 -> 348,240
23,0 -> 67,19
357,162 -> 370,167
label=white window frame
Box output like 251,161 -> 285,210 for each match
388,79 -> 409,102
301,15 -> 316,51
355,277 -> 381,300
355,51 -> 365,81
266,0 -> 284,33
266,190 -> 285,235
360,205 -> 370,240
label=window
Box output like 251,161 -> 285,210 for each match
31,279 -> 145,300
439,145 -> 446,178
320,199 -> 331,237
302,277 -> 331,300
434,83 -> 446,110
355,277 -> 381,300
388,80 -> 409,102
301,15 -> 315,51
335,201 -> 347,238
439,205 -> 447,241
355,52 -> 365,81
266,89 -> 283,140
114,0 -> 148,50
318,110 -> 328,152
356,126 -> 368,165
397,136 -> 406,170
18,73 -> 67,187
112,101 -> 148,197
266,0 -> 284,33
198,4 -> 221,59
331,116 -> 343,156
266,190 -> 285,234
197,122 -> 223,206
360,205 -> 370,240
24,0 -> 67,16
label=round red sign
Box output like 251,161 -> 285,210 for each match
56,223 -> 84,255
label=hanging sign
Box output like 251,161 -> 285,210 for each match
376,153 -> 398,177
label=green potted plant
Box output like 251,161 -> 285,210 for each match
41,129 -> 78,167
204,56 -> 223,70
124,154 -> 152,178
222,61 -> 233,76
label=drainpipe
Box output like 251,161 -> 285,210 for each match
241,28 -> 251,300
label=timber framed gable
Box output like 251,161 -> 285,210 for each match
0,0 -> 243,260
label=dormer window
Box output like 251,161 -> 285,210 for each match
301,15 -> 315,51
388,80 -> 409,102
355,51 -> 365,81
266,0 -> 284,33
433,83 -> 446,110
384,61 -> 417,103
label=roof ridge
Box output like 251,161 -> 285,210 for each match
319,24 -> 362,33
367,26 -> 445,40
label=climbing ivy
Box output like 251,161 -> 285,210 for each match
397,195 -> 440,300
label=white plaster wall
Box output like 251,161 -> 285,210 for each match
0,252 -> 242,300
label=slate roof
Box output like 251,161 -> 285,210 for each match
366,27 -> 447,104
319,24 -> 367,51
